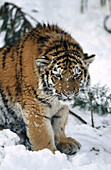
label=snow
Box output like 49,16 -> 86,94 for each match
0,112 -> 111,170
0,0 -> 111,169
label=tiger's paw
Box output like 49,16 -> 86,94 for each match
56,137 -> 81,155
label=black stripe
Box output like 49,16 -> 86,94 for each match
52,54 -> 79,65
36,113 -> 51,120
51,115 -> 61,125
2,47 -> 11,68
32,87 -> 51,108
63,40 -> 67,50
50,49 -> 82,57
19,34 -> 29,91
44,115 -> 51,120
41,74 -> 47,88
51,77 -> 55,84
15,45 -> 21,95
37,35 -> 50,44
44,44 -> 62,56
48,23 -> 51,30
37,22 -> 43,29
44,40 -> 82,56
0,87 -> 16,117
69,43 -> 83,53
6,86 -> 13,101
11,48 -> 15,62
84,69 -> 87,78
56,59 -> 69,65
51,24 -> 55,31
20,50 -> 23,90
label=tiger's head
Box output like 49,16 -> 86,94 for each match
35,28 -> 95,103
36,54 -> 95,103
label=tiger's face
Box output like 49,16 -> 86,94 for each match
36,53 -> 95,102
50,62 -> 83,101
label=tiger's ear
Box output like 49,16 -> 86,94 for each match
83,53 -> 95,66
36,56 -> 50,68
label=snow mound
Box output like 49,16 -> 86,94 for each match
0,129 -> 20,165
0,146 -> 71,170
0,143 -> 111,170
0,129 -> 20,147
0,113 -> 111,170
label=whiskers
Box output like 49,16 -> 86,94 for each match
46,95 -> 57,103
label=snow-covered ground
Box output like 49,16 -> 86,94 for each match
0,111 -> 111,170
0,0 -> 111,169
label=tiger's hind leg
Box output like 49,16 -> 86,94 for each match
51,105 -> 81,155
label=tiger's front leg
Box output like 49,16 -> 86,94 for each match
52,105 -> 81,155
23,107 -> 57,153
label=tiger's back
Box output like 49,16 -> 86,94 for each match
0,24 -> 95,154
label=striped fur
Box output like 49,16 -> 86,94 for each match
0,23 -> 95,154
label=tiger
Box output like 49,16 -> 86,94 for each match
0,23 -> 95,155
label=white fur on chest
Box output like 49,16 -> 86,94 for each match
47,98 -> 64,118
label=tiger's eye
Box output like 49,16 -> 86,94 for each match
78,69 -> 82,75
54,67 -> 57,71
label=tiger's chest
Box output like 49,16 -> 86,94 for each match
46,98 -> 63,117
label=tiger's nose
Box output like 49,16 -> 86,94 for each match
63,92 -> 73,97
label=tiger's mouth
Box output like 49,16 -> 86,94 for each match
56,92 -> 79,102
